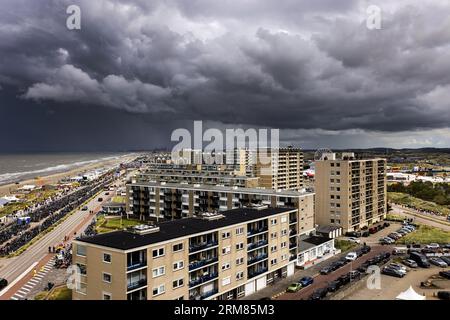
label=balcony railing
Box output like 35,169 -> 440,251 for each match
289,218 -> 297,224
127,278 -> 147,291
289,242 -> 297,249
247,253 -> 268,265
247,240 -> 268,251
247,226 -> 268,236
189,241 -> 219,253
189,257 -> 218,271
189,272 -> 218,288
189,288 -> 219,300
127,261 -> 147,271
248,267 -> 268,279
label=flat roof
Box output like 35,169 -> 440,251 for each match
298,235 -> 332,251
77,207 -> 296,250
128,181 -> 313,197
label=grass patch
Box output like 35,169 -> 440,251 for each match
111,196 -> 126,203
385,213 -> 405,222
388,192 -> 450,216
397,225 -> 450,245
95,215 -> 141,234
33,292 -> 48,300
335,240 -> 357,253
48,286 -> 72,300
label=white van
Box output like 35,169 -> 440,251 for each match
392,247 -> 408,255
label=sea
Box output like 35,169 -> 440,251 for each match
0,152 -> 132,186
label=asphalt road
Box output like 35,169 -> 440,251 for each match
276,245 -> 390,300
391,204 -> 450,231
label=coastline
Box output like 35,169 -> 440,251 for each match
0,154 -> 136,197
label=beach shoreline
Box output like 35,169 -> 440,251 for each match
0,154 -> 137,197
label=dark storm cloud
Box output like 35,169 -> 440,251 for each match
1,0 -> 450,150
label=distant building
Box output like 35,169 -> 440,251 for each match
314,152 -> 387,232
126,182 -> 314,233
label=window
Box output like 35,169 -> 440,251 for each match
270,245 -> 277,253
271,259 -> 277,265
152,248 -> 165,258
103,253 -> 111,263
152,284 -> 165,296
236,257 -> 244,265
102,273 -> 111,283
222,276 -> 231,286
281,216 -> 287,223
172,243 -> 183,252
222,231 -> 231,239
152,266 -> 165,278
77,263 -> 86,275
236,272 -> 244,281
281,254 -> 288,261
271,232 -> 277,239
236,227 -> 244,235
271,218 -> 277,225
281,241 -> 287,249
172,278 -> 184,289
103,292 -> 112,300
222,262 -> 231,271
76,245 -> 86,257
236,242 -> 244,251
281,229 -> 288,236
173,260 -> 184,271
222,246 -> 231,255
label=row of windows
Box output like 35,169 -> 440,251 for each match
152,242 -> 184,258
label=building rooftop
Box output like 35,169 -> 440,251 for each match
128,181 -> 313,197
298,235 -> 332,251
77,207 -> 296,250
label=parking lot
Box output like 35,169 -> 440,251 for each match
275,245 -> 390,300
343,265 -> 450,300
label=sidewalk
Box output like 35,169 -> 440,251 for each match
245,248 -> 354,300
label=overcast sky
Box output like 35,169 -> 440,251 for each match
1,0 -> 450,152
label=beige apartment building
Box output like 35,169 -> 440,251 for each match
254,146 -> 304,190
126,182 -> 314,233
72,207 -> 301,300
314,153 -> 387,232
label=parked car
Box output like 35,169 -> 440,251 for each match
337,274 -> 351,286
426,243 -> 440,249
327,280 -> 342,292
387,263 -> 407,275
81,206 -> 88,211
382,266 -> 405,278
429,257 -> 448,267
98,197 -> 103,202
362,231 -> 370,237
348,270 -> 361,281
383,222 -> 390,228
286,283 -> 302,293
320,265 -> 334,275
387,233 -> 400,240
105,192 -> 110,195
361,245 -> 371,254
439,270 -> 450,279
298,276 -> 314,287
357,262 -> 370,273
345,231 -> 362,238
0,278 -> 7,290
345,252 -> 358,261
410,252 -> 430,268
437,291 -> 450,300
402,259 -> 418,268
308,288 -> 328,300
347,237 -> 361,244
439,256 -> 450,265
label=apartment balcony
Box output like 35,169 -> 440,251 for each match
247,253 -> 268,265
189,257 -> 218,271
189,241 -> 219,253
289,218 -> 297,224
247,240 -> 268,251
289,242 -> 297,249
127,261 -> 147,272
247,226 -> 268,236
289,229 -> 297,237
248,267 -> 268,279
189,273 -> 219,288
127,278 -> 147,291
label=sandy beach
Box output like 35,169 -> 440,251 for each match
0,154 -> 137,197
